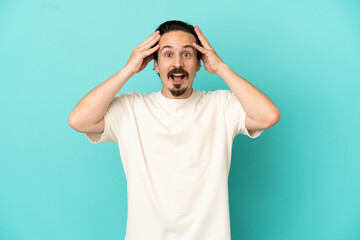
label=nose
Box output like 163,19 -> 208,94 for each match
173,54 -> 184,68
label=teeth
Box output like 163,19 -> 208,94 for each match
173,74 -> 184,76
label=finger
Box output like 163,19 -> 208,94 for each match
194,26 -> 212,49
192,42 -> 208,54
195,25 -> 209,41
138,33 -> 161,50
142,54 -> 154,66
143,44 -> 159,57
138,31 -> 160,48
195,26 -> 211,48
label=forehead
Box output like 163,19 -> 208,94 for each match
158,30 -> 197,49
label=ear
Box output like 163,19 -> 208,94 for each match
196,59 -> 201,72
154,59 -> 159,73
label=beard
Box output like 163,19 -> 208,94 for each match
169,84 -> 187,97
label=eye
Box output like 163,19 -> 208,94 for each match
165,53 -> 172,57
183,52 -> 190,57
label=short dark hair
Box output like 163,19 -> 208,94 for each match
152,20 -> 203,62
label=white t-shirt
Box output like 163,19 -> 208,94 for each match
85,89 -> 263,240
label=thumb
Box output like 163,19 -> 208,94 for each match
143,54 -> 154,66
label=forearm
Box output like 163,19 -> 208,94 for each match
216,63 -> 280,123
68,66 -> 134,130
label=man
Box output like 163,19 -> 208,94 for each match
68,20 -> 280,240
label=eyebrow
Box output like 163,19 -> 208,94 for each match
160,45 -> 196,53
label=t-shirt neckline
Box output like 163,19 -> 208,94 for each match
156,88 -> 198,107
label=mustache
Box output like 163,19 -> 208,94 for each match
168,68 -> 189,79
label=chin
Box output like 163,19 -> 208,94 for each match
169,87 -> 187,97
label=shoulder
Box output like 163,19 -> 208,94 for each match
114,91 -> 157,107
109,92 -> 137,108
113,91 -> 147,101
199,89 -> 232,100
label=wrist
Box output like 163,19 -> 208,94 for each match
215,62 -> 229,76
122,64 -> 137,77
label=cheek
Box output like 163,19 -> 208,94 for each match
158,60 -> 171,69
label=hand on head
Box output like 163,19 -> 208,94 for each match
125,31 -> 161,75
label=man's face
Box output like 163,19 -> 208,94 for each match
154,30 -> 201,98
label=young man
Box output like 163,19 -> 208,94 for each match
68,20 -> 280,240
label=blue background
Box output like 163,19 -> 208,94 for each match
1,0 -> 359,239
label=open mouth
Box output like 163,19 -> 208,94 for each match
170,74 -> 186,83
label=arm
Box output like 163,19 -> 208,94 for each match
192,25 -> 280,130
68,30 -> 161,133
68,66 -> 134,133
216,63 -> 281,130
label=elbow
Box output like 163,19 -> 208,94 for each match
68,112 -> 81,132
269,109 -> 281,127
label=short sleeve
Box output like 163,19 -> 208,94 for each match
223,90 -> 264,139
85,94 -> 128,144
